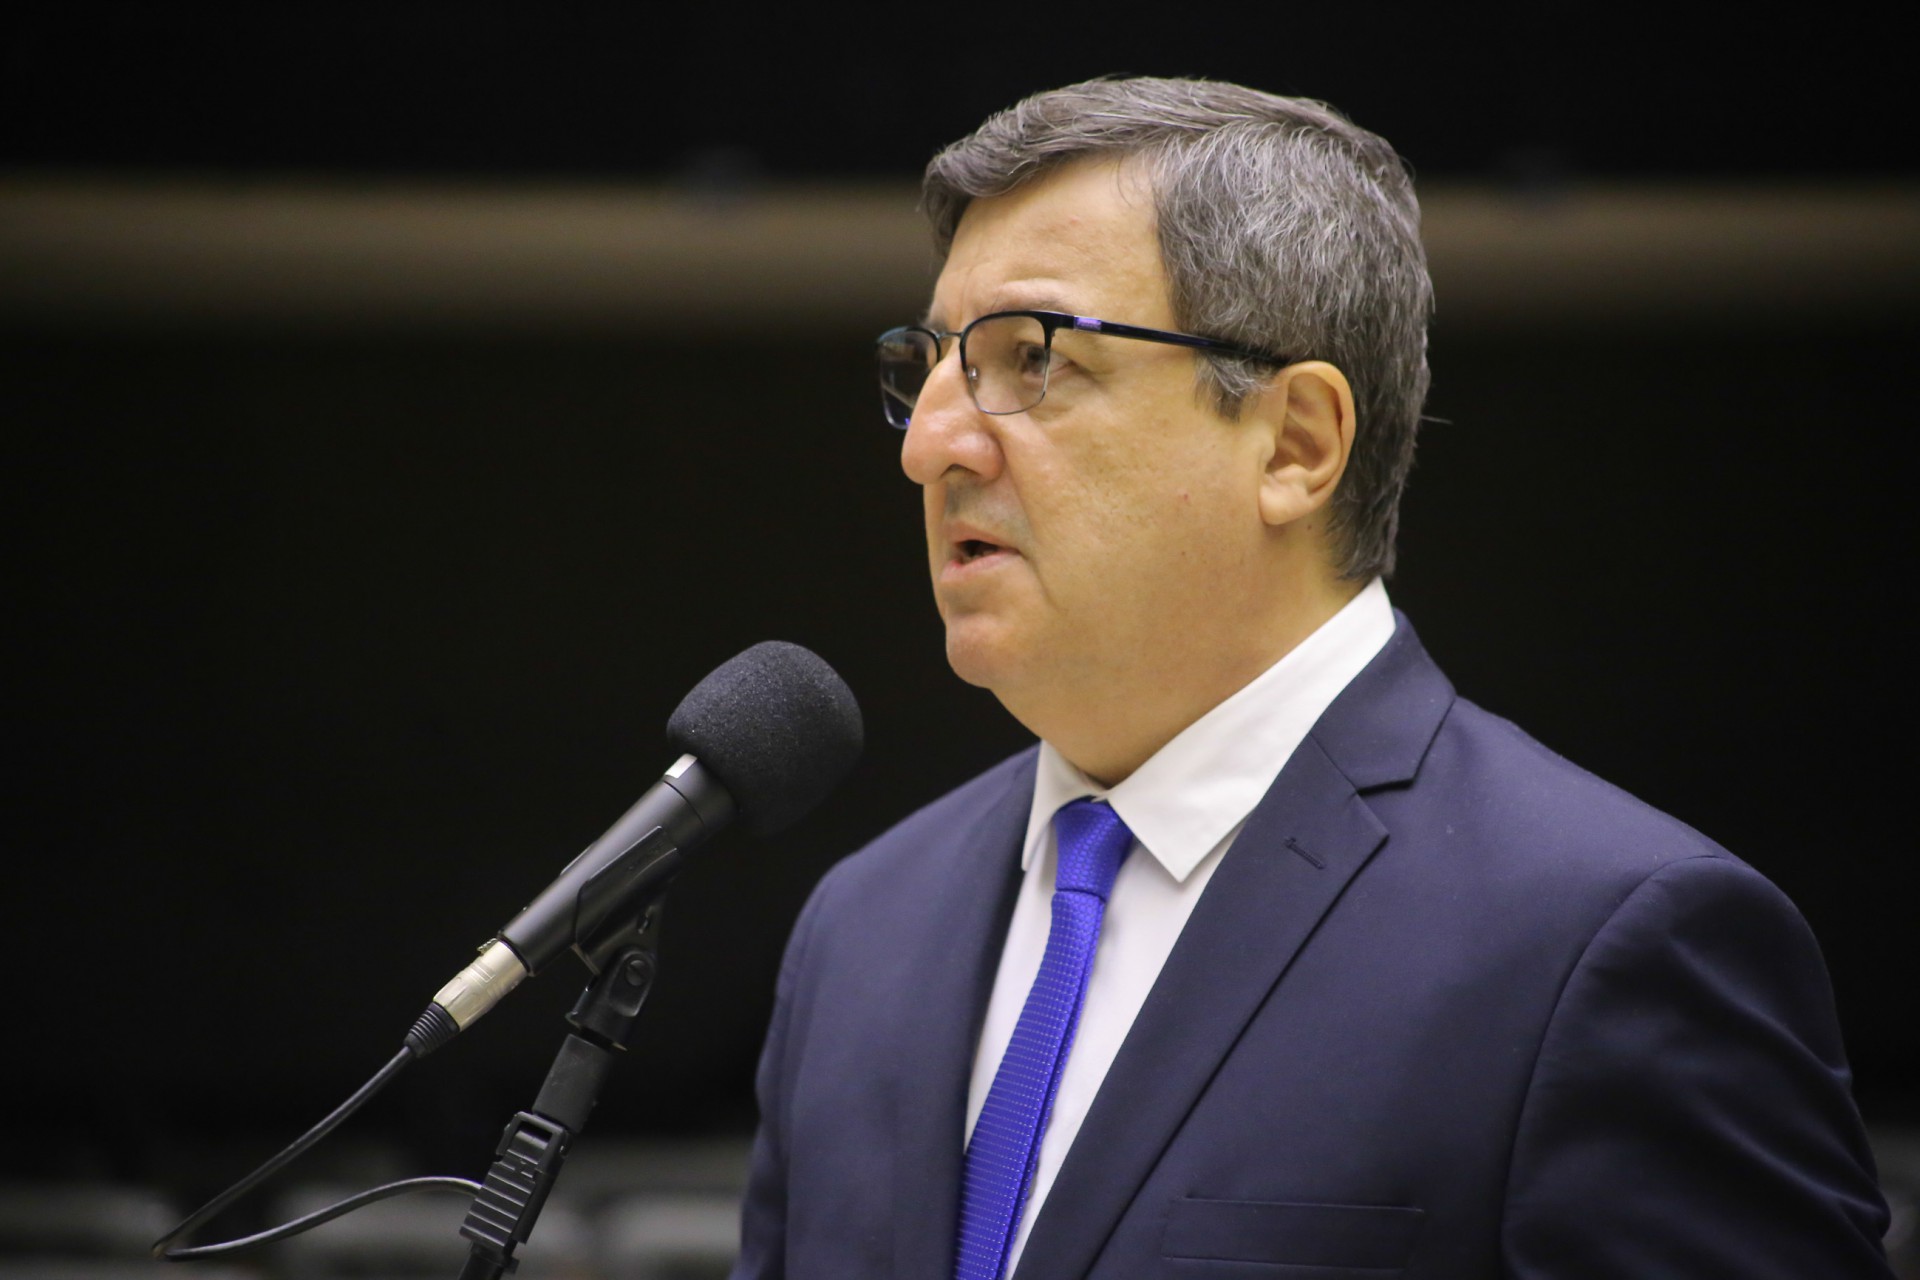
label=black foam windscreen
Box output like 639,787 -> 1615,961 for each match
666,641 -> 864,836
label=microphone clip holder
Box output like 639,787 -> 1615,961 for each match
454,908 -> 662,1280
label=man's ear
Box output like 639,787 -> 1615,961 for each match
1251,360 -> 1355,529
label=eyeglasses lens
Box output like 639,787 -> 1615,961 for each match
966,314 -> 1051,416
877,327 -> 938,429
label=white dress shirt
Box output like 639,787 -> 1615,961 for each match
964,577 -> 1397,1273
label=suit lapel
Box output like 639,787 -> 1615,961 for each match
887,751 -> 1035,1279
1012,621 -> 1454,1279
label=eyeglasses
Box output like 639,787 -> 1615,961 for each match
875,309 -> 1288,430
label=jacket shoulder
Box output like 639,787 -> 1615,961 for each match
1412,693 -> 1743,894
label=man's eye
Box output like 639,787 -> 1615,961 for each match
1011,343 -> 1057,380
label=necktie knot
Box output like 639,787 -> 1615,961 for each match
1052,798 -> 1134,900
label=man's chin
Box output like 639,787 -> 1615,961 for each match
942,618 -> 1029,693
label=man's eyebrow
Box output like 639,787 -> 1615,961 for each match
1005,292 -> 1075,315
922,292 -> 1079,331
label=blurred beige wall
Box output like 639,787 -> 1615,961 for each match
2,176 -> 1917,332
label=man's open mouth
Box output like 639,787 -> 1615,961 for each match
957,539 -> 1003,563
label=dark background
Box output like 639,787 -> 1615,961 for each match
5,4 -> 1914,1209
3,6 -> 1913,183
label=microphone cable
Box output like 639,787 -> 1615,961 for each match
152,1035 -> 479,1262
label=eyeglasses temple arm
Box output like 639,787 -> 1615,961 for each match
1067,316 -> 1284,365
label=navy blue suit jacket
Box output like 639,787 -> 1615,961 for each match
734,619 -> 1891,1278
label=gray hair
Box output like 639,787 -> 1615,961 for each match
923,77 -> 1433,581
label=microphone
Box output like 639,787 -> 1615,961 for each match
405,641 -> 863,1056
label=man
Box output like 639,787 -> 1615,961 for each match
733,78 -> 1892,1278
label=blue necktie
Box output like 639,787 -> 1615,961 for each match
954,798 -> 1135,1280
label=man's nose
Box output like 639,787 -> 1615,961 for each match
900,349 -> 1003,487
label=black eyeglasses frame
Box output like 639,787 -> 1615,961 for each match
876,308 -> 1291,430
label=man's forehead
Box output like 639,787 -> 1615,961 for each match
923,159 -> 1167,330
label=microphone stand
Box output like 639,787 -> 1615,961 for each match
453,907 -> 662,1280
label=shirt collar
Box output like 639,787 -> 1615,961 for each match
1022,578 -> 1398,882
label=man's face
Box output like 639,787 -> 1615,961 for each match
902,159 -> 1277,729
